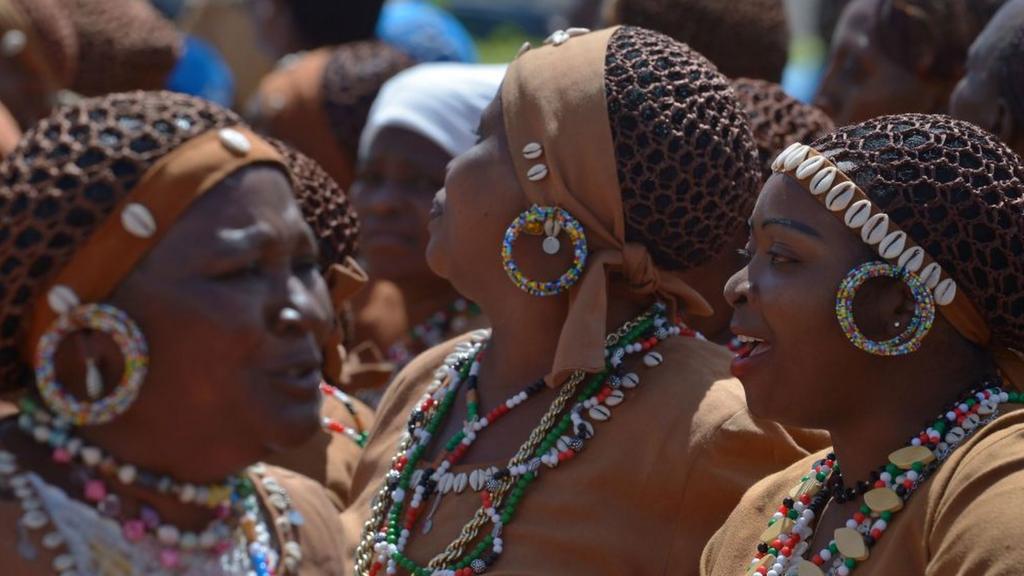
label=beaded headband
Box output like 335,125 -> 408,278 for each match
771,142 -> 991,347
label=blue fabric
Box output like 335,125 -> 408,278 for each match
376,0 -> 478,63
166,36 -> 236,107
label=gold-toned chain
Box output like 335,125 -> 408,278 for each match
426,371 -> 584,568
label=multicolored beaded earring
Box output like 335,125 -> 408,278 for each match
835,261 -> 936,356
35,303 -> 149,426
501,205 -> 588,296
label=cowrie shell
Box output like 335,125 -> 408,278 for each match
620,373 -> 640,389
439,473 -> 454,494
643,351 -> 664,368
810,167 -> 837,195
604,389 -> 625,406
556,435 -> 573,452
588,405 -> 611,421
453,473 -> 467,493
1,30 -> 26,57
844,199 -> 872,229
934,277 -> 957,306
527,163 -> 548,181
516,41 -> 531,57
898,246 -> 925,273
576,420 -> 595,439
879,231 -> 907,259
121,203 -> 157,238
218,128 -> 251,156
796,155 -> 826,179
773,142 -> 802,171
919,262 -> 942,289
469,470 -> 484,491
47,285 -> 80,315
783,145 -> 810,171
522,142 -> 543,160
825,182 -> 856,211
861,212 -> 889,244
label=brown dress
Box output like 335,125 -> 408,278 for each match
339,334 -> 828,576
700,405 -> 1024,576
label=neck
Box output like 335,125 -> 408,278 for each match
399,275 -> 466,330
827,349 -> 988,484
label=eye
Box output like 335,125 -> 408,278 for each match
217,260 -> 262,280
768,251 -> 796,266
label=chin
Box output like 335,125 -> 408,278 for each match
425,237 -> 450,280
261,400 -> 324,452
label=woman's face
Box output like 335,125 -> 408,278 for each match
814,0 -> 937,125
103,166 -> 334,467
427,96 -> 572,304
725,174 -> 890,428
350,127 -> 451,285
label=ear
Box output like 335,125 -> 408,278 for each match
885,1 -> 939,76
885,277 -> 922,339
993,98 -> 1016,144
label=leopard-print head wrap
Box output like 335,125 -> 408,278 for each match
810,113 -> 1024,349
731,77 -> 836,182
64,0 -> 182,96
605,26 -> 763,271
0,91 -> 285,391
606,0 -> 789,81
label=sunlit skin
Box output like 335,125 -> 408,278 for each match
0,166 -> 333,538
724,173 -> 989,552
949,0 -> 1024,156
815,0 -> 955,125
350,126 -> 466,345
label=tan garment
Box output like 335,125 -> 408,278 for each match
0,100 -> 21,158
267,393 -> 375,511
340,334 -> 828,575
0,462 -> 348,575
700,405 -> 1024,576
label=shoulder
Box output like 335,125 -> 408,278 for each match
256,464 -> 349,574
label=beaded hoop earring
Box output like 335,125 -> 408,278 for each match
835,261 -> 936,356
501,205 -> 587,297
35,304 -> 149,426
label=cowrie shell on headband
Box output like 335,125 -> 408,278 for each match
772,143 -> 802,172
522,142 -> 543,160
861,212 -> 889,245
527,164 -> 548,182
796,156 -> 826,180
898,246 -> 925,273
517,41 -> 531,57
825,182 -> 856,211
810,167 -> 837,195
879,231 -> 907,259
844,199 -> 872,229
218,128 -> 251,156
121,203 -> 157,239
47,285 -> 80,315
919,262 -> 942,290
783,145 -> 810,171
934,278 -> 957,306
1,30 -> 26,58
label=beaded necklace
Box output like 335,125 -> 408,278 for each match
7,399 -> 304,574
387,299 -> 482,366
320,382 -> 369,447
744,382 -> 1018,576
354,303 -> 695,575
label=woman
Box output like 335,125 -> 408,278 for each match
0,91 -> 348,573
345,63 -> 504,404
950,0 -> 1024,158
246,0 -> 383,61
248,40 -> 413,190
731,78 -> 836,183
0,0 -> 78,131
701,114 -> 1024,575
340,26 -> 826,576
814,0 -> 1005,126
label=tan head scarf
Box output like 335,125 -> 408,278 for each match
501,27 -> 713,386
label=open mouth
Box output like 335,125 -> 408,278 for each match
733,334 -> 772,359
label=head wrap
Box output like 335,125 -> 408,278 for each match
64,0 -> 183,95
0,0 -> 78,89
375,0 -> 478,63
731,78 -> 836,181
359,63 -> 505,161
502,26 -> 762,384
607,0 -> 789,81
250,41 -> 413,189
0,91 -> 290,392
774,113 -> 1024,388
872,0 -> 1007,80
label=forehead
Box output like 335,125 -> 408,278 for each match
363,126 -> 451,169
167,165 -> 300,237
755,174 -> 858,243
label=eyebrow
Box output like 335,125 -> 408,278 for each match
759,217 -> 823,239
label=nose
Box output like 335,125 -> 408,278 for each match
270,275 -> 332,342
353,180 -> 404,219
724,265 -> 751,310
